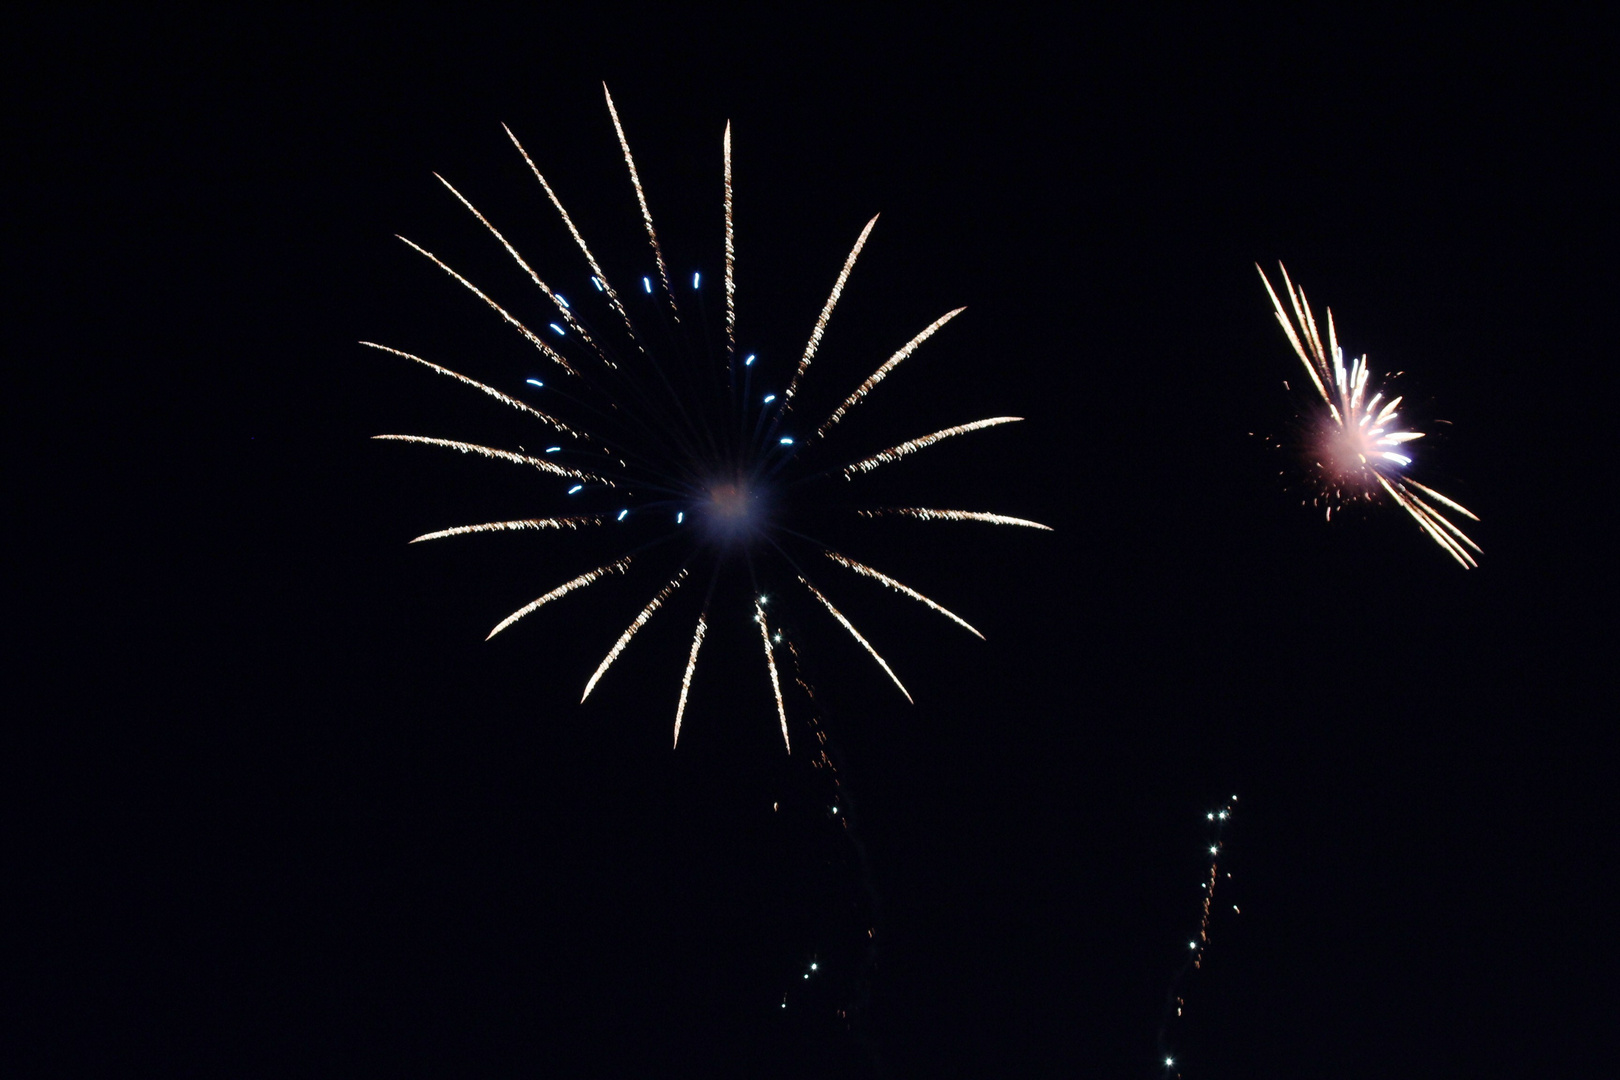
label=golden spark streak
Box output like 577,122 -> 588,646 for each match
798,577 -> 913,703
359,342 -> 593,443
486,557 -> 632,641
857,508 -> 1054,530
503,123 -> 642,353
842,417 -> 1023,478
604,83 -> 677,320
784,215 -> 878,405
370,435 -> 611,485
723,122 -> 736,365
582,570 -> 687,702
823,551 -> 984,639
396,235 -> 581,379
755,598 -> 790,752
432,173 -> 608,364
409,517 -> 603,544
673,611 -> 707,748
816,307 -> 966,439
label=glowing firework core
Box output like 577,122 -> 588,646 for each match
697,478 -> 768,545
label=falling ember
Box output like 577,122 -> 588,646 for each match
1258,263 -> 1480,567
756,598 -> 790,751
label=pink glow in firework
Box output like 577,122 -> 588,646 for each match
1258,263 -> 1480,568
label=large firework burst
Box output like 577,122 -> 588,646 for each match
371,86 -> 1048,749
1257,263 -> 1480,568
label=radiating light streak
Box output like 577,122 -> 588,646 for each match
673,611 -> 707,748
604,83 -> 677,320
723,122 -> 736,365
359,342 -> 590,442
370,435 -> 610,484
409,517 -> 603,543
431,172 -> 607,362
823,550 -> 983,638
798,577 -> 913,703
857,507 -> 1054,530
503,122 -> 642,353
1258,263 -> 1480,567
816,307 -> 966,438
582,570 -> 687,701
756,598 -> 790,751
394,236 -> 581,380
486,557 -> 632,640
841,417 -> 1023,478
783,215 -> 878,405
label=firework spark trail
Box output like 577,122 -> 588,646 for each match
798,577 -> 913,704
487,557 -> 633,641
841,417 -> 1023,478
1258,263 -> 1480,567
359,342 -> 594,442
723,122 -> 736,367
582,570 -> 687,702
783,215 -> 879,406
815,307 -> 966,439
856,508 -> 1054,530
1157,796 -> 1238,1078
604,83 -> 677,320
410,517 -> 603,544
756,597 -> 790,751
370,435 -> 612,484
395,236 -> 582,380
823,551 -> 983,639
672,611 -> 708,748
432,173 -> 609,364
503,123 -> 643,354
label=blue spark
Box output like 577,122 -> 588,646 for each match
676,512 -> 684,525
642,276 -> 652,293
762,393 -> 776,404
779,436 -> 794,446
692,271 -> 701,288
744,353 -> 756,367
526,378 -> 544,388
549,323 -> 565,336
568,484 -> 583,495
617,509 -> 628,521
545,446 -> 561,453
556,294 -> 569,308
591,276 -> 604,292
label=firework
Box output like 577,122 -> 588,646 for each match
1258,263 -> 1480,567
372,85 -> 1047,749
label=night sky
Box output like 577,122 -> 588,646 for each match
14,10 -> 1613,1077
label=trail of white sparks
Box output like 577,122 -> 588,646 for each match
842,417 -> 1022,478
604,83 -> 677,320
409,517 -> 603,544
723,122 -> 736,366
503,122 -> 643,354
673,611 -> 707,748
582,570 -> 687,702
823,550 -> 983,639
1258,262 -> 1479,567
396,235 -> 581,379
856,507 -> 1054,530
432,173 -> 609,365
816,307 -> 966,439
755,597 -> 790,752
486,557 -> 632,641
784,215 -> 878,406
798,577 -> 913,704
370,435 -> 611,484
359,342 -> 594,443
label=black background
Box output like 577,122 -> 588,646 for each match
12,9 -> 1612,1077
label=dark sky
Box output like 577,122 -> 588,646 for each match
14,9 -> 1613,1077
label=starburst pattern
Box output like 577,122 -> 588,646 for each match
373,85 -> 1047,748
1258,263 -> 1480,568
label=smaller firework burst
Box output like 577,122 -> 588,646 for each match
1258,264 -> 1480,568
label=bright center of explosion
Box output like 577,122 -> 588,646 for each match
1317,420 -> 1383,483
696,479 -> 767,544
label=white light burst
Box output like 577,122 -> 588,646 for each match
373,86 -> 1047,749
1258,263 -> 1480,568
